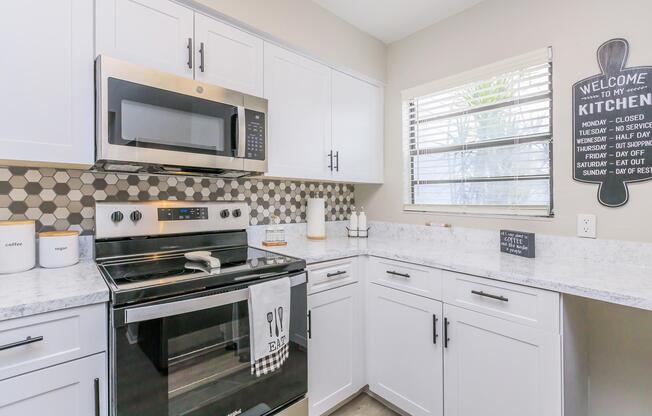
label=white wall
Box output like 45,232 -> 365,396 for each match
357,0 -> 652,242
586,300 -> 652,416
188,0 -> 386,82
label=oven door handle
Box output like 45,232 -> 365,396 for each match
236,105 -> 246,158
124,272 -> 306,324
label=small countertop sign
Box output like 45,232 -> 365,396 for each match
500,230 -> 535,258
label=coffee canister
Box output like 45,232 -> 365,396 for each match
0,220 -> 36,274
38,231 -> 80,268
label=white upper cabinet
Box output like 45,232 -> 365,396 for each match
332,71 -> 383,183
264,43 -> 332,181
443,304 -> 561,416
0,0 -> 94,167
194,14 -> 263,96
96,0 -> 194,77
264,43 -> 384,183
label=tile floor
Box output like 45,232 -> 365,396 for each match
329,394 -> 399,416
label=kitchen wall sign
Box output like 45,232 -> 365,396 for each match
573,38 -> 652,207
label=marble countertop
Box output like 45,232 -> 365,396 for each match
252,236 -> 652,312
3,230 -> 650,321
0,261 -> 109,321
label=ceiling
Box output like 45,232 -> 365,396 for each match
312,0 -> 486,44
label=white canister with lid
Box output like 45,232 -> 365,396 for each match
38,231 -> 79,268
0,220 -> 36,274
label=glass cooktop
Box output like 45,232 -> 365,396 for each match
98,246 -> 304,305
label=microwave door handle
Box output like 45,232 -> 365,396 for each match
236,105 -> 246,158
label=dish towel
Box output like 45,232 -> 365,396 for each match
248,277 -> 291,377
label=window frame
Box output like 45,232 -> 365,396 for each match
402,48 -> 554,217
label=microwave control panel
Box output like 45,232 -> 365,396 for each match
245,109 -> 265,160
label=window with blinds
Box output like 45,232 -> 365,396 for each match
402,48 -> 553,216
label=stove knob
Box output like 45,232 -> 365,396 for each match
130,210 -> 143,222
232,209 -> 242,218
111,211 -> 124,223
220,209 -> 230,219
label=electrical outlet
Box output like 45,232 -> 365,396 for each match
577,214 -> 597,238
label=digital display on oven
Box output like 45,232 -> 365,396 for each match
158,207 -> 208,221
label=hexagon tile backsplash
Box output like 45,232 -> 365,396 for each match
0,166 -> 354,235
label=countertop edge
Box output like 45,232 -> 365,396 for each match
257,244 -> 652,312
0,290 -> 110,322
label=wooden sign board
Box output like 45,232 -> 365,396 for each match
573,38 -> 652,207
500,230 -> 535,258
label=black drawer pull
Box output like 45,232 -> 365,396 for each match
471,290 -> 509,302
326,270 -> 346,278
444,318 -> 450,348
386,270 -> 410,279
186,37 -> 193,69
199,42 -> 206,72
0,335 -> 44,351
307,311 -> 312,339
94,378 -> 100,416
432,314 -> 438,345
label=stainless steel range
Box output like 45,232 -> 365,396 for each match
94,201 -> 308,416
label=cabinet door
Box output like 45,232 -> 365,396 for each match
96,0 -> 194,77
0,353 -> 107,416
308,283 -> 364,416
367,283 -> 443,416
443,304 -> 561,416
332,71 -> 383,183
264,42 -> 332,181
0,0 -> 94,167
194,14 -> 263,96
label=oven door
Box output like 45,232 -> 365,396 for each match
96,55 -> 248,172
110,273 -> 308,416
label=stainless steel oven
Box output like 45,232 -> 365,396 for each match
110,272 -> 308,416
95,55 -> 267,177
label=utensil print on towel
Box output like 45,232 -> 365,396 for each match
274,309 -> 280,337
278,307 -> 284,331
267,312 -> 274,337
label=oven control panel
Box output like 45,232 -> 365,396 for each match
244,109 -> 265,161
158,207 -> 208,221
95,201 -> 249,239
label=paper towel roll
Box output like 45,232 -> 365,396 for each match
307,197 -> 326,240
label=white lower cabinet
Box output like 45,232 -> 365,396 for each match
443,304 -> 561,416
367,283 -> 444,416
308,282 -> 364,416
0,352 -> 107,416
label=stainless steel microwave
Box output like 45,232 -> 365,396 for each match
95,55 -> 267,177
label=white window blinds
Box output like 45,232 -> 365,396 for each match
402,48 -> 553,216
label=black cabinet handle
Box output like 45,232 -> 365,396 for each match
199,42 -> 205,72
334,151 -> 339,172
326,270 -> 346,278
307,311 -> 312,339
471,290 -> 509,302
444,318 -> 450,348
94,378 -> 100,416
0,335 -> 43,351
433,314 -> 438,345
386,270 -> 410,279
186,37 -> 193,69
327,151 -> 333,171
